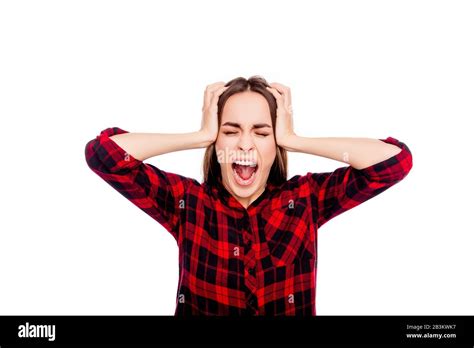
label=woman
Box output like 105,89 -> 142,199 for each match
85,76 -> 413,315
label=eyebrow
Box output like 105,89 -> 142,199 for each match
221,122 -> 272,130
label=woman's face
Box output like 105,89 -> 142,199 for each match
215,91 -> 276,208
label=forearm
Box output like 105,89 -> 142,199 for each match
109,130 -> 213,161
283,135 -> 402,170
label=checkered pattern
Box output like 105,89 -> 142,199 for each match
85,127 -> 413,315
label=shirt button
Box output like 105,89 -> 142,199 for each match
248,267 -> 255,276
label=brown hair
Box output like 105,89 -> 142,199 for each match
202,75 -> 288,187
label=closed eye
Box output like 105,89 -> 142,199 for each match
223,131 -> 269,137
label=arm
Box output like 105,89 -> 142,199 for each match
282,134 -> 413,228
84,82 -> 229,240
265,81 -> 403,169
266,82 -> 413,228
84,127 -> 211,241
280,135 -> 402,170
108,130 -> 213,161
105,80 -> 229,161
293,136 -> 413,228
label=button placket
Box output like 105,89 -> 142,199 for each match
241,212 -> 258,313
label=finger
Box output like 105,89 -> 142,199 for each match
267,86 -> 293,116
265,86 -> 285,110
269,83 -> 290,97
204,82 -> 225,98
209,84 -> 228,94
269,82 -> 292,108
209,86 -> 229,108
204,82 -> 226,100
269,82 -> 288,93
207,81 -> 226,89
265,86 -> 282,100
204,82 -> 227,109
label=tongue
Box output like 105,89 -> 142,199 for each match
235,164 -> 256,180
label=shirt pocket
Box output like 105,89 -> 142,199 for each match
263,191 -> 315,268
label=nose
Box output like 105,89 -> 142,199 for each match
237,132 -> 255,153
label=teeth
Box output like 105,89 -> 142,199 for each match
233,160 -> 257,167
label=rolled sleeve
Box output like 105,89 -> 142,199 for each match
85,127 -> 199,241
306,137 -> 413,228
358,137 -> 413,184
85,127 -> 142,173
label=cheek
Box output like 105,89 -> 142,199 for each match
215,135 -> 235,151
215,144 -> 233,170
259,141 -> 276,168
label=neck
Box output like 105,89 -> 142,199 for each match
232,184 -> 266,209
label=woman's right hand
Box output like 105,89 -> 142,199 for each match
200,82 -> 229,144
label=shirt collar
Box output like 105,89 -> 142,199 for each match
213,175 -> 275,212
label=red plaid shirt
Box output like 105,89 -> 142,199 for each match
85,127 -> 413,315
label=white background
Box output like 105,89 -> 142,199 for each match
1,0 -> 473,315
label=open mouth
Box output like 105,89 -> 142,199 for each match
231,160 -> 258,186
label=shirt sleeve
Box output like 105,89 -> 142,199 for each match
84,127 -> 199,242
305,137 -> 413,229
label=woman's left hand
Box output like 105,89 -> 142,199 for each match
266,82 -> 297,150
